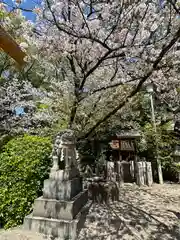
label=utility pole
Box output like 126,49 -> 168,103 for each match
146,83 -> 163,184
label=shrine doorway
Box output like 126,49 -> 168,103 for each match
109,131 -> 141,183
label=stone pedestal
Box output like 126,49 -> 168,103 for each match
136,161 -> 153,186
107,161 -> 116,181
23,130 -> 89,240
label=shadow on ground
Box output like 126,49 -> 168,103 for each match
78,184 -> 180,240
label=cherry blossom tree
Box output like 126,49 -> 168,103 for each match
22,0 -> 179,140
1,0 -> 180,139
0,4 -> 57,135
1,0 -> 180,184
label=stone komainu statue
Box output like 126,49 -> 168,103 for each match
51,129 -> 80,171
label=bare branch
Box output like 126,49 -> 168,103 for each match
167,0 -> 180,15
131,4 -> 149,45
80,94 -> 102,130
104,7 -> 122,43
45,0 -> 111,51
76,1 -> 91,37
2,1 -> 33,12
79,49 -> 113,90
79,50 -> 125,90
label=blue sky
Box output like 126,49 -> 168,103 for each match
4,0 -> 41,21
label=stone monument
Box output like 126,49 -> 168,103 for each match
173,145 -> 180,183
23,130 -> 88,240
136,161 -> 153,186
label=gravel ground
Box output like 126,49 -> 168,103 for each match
79,183 -> 180,240
1,183 -> 180,240
0,228 -> 51,240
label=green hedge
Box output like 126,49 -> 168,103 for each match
0,135 -> 52,229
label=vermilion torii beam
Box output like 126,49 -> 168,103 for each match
0,25 -> 26,66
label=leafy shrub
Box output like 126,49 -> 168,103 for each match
0,135 -> 52,229
138,122 -> 180,181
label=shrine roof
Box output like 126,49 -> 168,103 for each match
115,130 -> 141,139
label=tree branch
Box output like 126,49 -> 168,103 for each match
79,26 -> 180,140
79,49 -> 113,90
131,4 -> 149,45
67,56 -> 80,127
2,1 -> 33,12
104,7 -> 122,43
79,51 -> 125,90
167,0 -> 180,15
80,95 -> 102,130
45,0 -> 111,51
76,1 -> 91,37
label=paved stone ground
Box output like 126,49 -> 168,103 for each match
78,183 -> 180,240
0,183 -> 180,240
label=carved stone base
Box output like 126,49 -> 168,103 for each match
23,130 -> 89,239
24,200 -> 91,240
24,214 -> 78,240
43,177 -> 82,200
50,168 -> 80,181
33,190 -> 88,220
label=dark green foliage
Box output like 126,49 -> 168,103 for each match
0,134 -> 13,151
77,139 -> 96,165
0,135 -> 52,229
138,122 -> 180,181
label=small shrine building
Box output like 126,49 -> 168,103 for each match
109,130 -> 141,163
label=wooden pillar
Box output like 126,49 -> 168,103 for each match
130,160 -> 135,181
0,26 -> 26,66
146,162 -> 153,186
115,161 -> 124,184
134,139 -> 138,182
117,140 -> 123,184
119,148 -> 122,162
136,162 -> 145,185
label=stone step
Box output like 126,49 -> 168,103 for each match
24,214 -> 78,240
24,201 -> 92,240
43,177 -> 82,200
33,190 -> 88,220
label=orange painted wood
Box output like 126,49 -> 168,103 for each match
0,25 -> 26,66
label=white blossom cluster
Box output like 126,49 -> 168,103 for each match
0,0 -> 180,137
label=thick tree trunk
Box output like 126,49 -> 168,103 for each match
68,101 -> 78,129
178,172 -> 180,183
